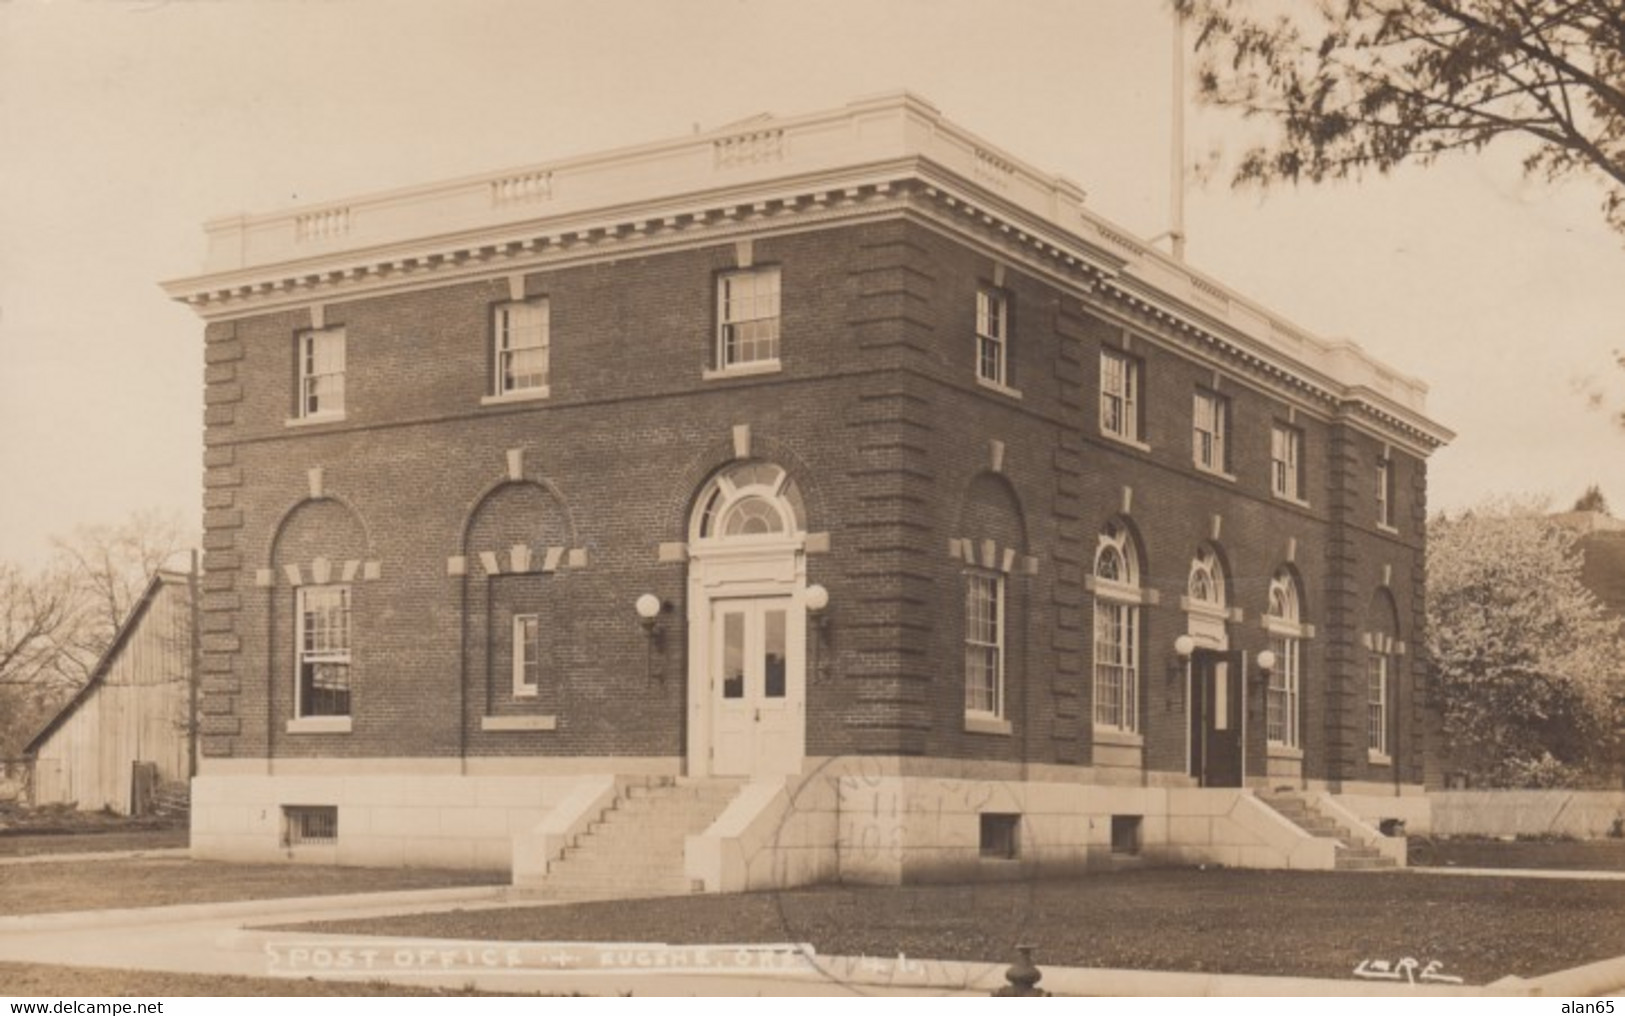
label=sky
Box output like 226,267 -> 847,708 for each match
2,0 -> 1622,568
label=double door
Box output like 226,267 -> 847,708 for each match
710,596 -> 801,776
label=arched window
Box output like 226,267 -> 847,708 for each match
1264,569 -> 1307,749
1187,545 -> 1226,611
1365,590 -> 1401,761
1093,521 -> 1139,589
692,461 -> 806,542
720,496 -> 784,536
1268,573 -> 1299,623
1093,521 -> 1142,733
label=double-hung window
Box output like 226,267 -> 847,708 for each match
1094,601 -> 1138,731
716,267 -> 781,372
493,300 -> 549,398
1367,637 -> 1391,758
964,571 -> 1004,720
512,613 -> 540,697
1193,389 -> 1229,474
1092,523 -> 1142,734
1268,636 -> 1301,747
298,327 -> 345,419
976,288 -> 1009,388
1377,456 -> 1396,529
1264,571 -> 1305,750
1100,349 -> 1142,444
296,585 -> 351,718
1271,423 -> 1304,502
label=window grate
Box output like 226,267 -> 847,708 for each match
980,813 -> 1020,860
1111,815 -> 1142,855
283,805 -> 338,847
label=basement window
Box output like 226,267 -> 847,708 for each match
283,805 -> 338,847
980,813 -> 1020,860
1111,815 -> 1142,855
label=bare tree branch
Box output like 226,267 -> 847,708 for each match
1177,0 -> 1625,232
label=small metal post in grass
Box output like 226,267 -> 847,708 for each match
993,944 -> 1050,996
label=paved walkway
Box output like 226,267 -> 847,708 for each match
1410,865 -> 1625,881
2,861 -> 1624,995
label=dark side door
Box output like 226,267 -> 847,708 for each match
1189,649 -> 1244,788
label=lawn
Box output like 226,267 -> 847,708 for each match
287,869 -> 1625,986
0,804 -> 188,857
0,829 -> 188,858
0,857 -> 504,916
1414,837 -> 1625,871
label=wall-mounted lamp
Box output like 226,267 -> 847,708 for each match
806,583 -> 830,630
1169,635 -> 1195,713
806,583 -> 831,682
636,593 -> 669,683
1256,649 -> 1277,675
636,593 -> 666,636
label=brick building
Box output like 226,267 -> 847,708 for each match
164,94 -> 1452,887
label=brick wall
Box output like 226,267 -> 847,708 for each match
199,214 -> 1430,786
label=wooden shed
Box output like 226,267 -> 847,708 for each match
26,571 -> 194,814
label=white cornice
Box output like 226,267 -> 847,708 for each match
164,178 -> 925,319
162,91 -> 1452,450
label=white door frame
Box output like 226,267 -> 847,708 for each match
686,538 -> 808,778
1183,606 -> 1231,783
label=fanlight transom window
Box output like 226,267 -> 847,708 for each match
1187,546 -> 1226,610
1094,521 -> 1140,590
1267,570 -> 1302,624
693,461 -> 807,541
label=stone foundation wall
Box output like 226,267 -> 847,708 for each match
1430,790 -> 1625,839
190,771 -> 604,870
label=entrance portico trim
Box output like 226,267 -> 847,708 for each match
685,461 -> 811,779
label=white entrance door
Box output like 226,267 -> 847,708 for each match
710,596 -> 800,777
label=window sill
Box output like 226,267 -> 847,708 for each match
481,386 -> 550,406
964,714 -> 1012,736
512,685 -> 539,699
975,376 -> 1023,400
1271,492 -> 1312,510
1268,744 -> 1304,760
1100,430 -> 1151,454
1262,616 -> 1315,639
1368,750 -> 1392,766
287,716 -> 352,734
1179,597 -> 1229,618
481,715 -> 557,732
703,360 -> 781,381
1195,464 -> 1237,483
285,412 -> 346,429
1377,522 -> 1401,536
1086,575 -> 1154,605
1093,727 -> 1144,747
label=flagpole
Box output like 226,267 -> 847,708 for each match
1171,5 -> 1188,262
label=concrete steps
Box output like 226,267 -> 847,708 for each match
532,779 -> 743,901
1260,791 -> 1398,871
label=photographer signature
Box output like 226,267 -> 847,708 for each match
1352,957 -> 1464,985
